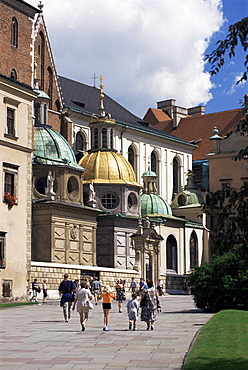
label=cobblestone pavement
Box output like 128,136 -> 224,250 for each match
0,295 -> 213,369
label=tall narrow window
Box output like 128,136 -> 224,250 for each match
47,67 -> 53,108
75,131 -> 85,152
11,17 -> 18,47
151,151 -> 157,174
5,172 -> 14,194
0,232 -> 7,269
10,69 -> 17,81
55,99 -> 61,112
110,128 -> 113,149
7,108 -> 15,136
166,235 -> 178,273
189,231 -> 198,270
39,32 -> 45,90
172,157 -> 180,197
128,146 -> 135,169
94,128 -> 98,149
102,128 -> 107,148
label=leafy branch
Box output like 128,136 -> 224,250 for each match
205,17 -> 248,83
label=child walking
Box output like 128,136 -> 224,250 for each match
126,292 -> 140,330
98,285 -> 115,331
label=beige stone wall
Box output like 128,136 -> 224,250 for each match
0,77 -> 37,302
30,262 -> 141,298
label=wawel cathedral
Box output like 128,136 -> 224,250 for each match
0,0 -> 210,301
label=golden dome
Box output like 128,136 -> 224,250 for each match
79,151 -> 141,186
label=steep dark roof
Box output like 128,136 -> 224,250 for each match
58,76 -> 195,148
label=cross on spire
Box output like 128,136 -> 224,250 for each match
91,73 -> 99,87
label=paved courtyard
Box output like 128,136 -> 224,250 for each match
0,295 -> 213,369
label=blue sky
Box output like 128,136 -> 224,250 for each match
28,0 -> 247,117
205,0 -> 248,114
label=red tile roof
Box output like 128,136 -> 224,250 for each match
144,108 -> 243,160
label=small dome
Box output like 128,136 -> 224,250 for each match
141,193 -> 172,217
142,170 -> 157,177
34,126 -> 83,171
34,89 -> 50,100
79,150 -> 141,186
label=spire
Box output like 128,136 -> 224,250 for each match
89,75 -> 115,124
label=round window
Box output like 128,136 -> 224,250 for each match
67,176 -> 79,200
101,193 -> 119,209
178,194 -> 187,206
128,192 -> 137,211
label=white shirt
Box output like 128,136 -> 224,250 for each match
75,288 -> 92,308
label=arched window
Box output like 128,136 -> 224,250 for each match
172,157 -> 180,197
102,128 -> 107,148
47,67 -> 53,108
189,231 -> 198,270
94,128 -> 98,149
39,32 -> 45,90
75,131 -> 85,152
55,99 -> 61,112
10,69 -> 17,81
128,146 -> 135,169
110,128 -> 113,149
151,151 -> 157,174
11,18 -> 18,47
34,102 -> 40,126
166,235 -> 178,273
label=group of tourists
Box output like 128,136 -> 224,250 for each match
58,274 -> 160,332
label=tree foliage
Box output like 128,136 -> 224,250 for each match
204,185 -> 248,257
205,17 -> 248,83
189,253 -> 248,312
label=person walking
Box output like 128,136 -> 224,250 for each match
42,279 -> 48,303
72,281 -> 93,331
115,280 -> 125,313
140,279 -> 158,330
31,278 -> 40,302
126,292 -> 140,330
139,278 -> 145,293
157,279 -> 163,296
91,277 -> 101,305
129,277 -> 137,293
58,274 -> 75,322
98,285 -> 115,331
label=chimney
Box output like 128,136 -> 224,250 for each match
188,106 -> 205,116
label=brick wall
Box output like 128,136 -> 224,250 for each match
0,2 -> 35,86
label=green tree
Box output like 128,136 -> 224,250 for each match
206,17 -> 248,160
205,17 -> 248,83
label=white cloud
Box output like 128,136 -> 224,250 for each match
226,73 -> 246,95
28,0 -> 224,116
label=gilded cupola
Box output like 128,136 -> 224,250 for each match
78,76 -> 141,215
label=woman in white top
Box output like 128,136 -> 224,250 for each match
72,280 -> 93,331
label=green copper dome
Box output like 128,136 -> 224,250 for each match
34,89 -> 50,100
33,126 -> 84,171
142,170 -> 157,177
141,193 -> 172,217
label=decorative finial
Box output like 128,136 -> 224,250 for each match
212,126 -> 218,135
38,1 -> 44,11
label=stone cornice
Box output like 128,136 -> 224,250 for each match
0,139 -> 33,153
32,200 -> 103,215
